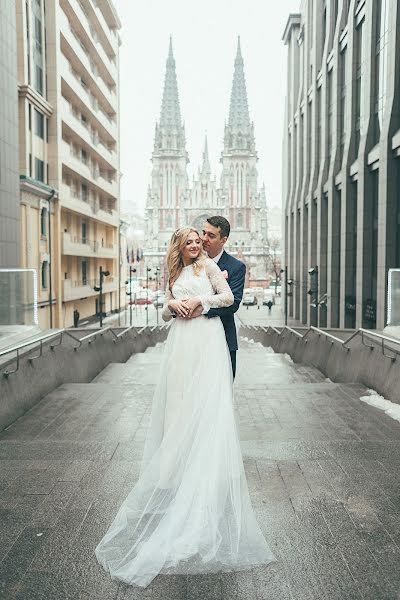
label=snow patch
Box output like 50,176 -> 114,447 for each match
360,389 -> 400,423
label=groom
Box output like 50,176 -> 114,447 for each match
190,216 -> 246,378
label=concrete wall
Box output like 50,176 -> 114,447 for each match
0,325 -> 169,432
240,324 -> 400,405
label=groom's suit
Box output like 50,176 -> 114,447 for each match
205,250 -> 246,378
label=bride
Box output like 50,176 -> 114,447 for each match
95,227 -> 275,588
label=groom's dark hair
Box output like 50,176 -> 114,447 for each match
207,216 -> 230,239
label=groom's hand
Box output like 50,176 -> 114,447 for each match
185,305 -> 203,319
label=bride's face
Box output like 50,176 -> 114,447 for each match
181,232 -> 202,263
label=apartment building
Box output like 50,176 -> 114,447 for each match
282,0 -> 400,330
16,0 -> 121,328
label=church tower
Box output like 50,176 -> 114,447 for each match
220,38 -> 266,245
187,135 -> 220,230
219,38 -> 268,280
145,38 -> 189,249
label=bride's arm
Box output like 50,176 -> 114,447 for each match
162,287 -> 190,320
198,259 -> 234,311
162,288 -> 174,321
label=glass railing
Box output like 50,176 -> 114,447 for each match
387,268 -> 400,326
0,269 -> 40,351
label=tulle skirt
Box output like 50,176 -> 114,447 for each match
95,316 -> 275,587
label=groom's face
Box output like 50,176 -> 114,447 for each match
201,222 -> 227,259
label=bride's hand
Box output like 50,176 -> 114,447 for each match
168,299 -> 189,318
181,297 -> 202,317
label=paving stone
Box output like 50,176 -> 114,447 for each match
2,337 -> 400,599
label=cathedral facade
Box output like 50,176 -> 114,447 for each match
144,38 -> 269,285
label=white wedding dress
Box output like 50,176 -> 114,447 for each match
95,258 -> 275,587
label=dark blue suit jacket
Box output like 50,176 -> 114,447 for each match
206,251 -> 246,352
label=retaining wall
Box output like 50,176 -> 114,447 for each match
240,325 -> 400,405
0,326 -> 169,432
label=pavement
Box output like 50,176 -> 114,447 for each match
84,298 -> 299,330
1,337 -> 400,599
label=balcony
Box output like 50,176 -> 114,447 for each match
63,278 -> 97,301
61,97 -> 117,169
63,276 -> 118,301
62,232 -> 118,258
61,140 -> 118,199
60,183 -> 119,226
60,57 -> 117,141
61,0 -> 117,81
60,12 -> 117,111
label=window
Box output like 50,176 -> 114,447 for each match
81,182 -> 88,202
81,261 -> 88,285
25,0 -> 31,84
327,71 -> 333,159
34,108 -> 44,138
339,49 -> 347,164
35,64 -> 43,94
28,104 -> 31,130
81,222 -> 87,244
40,207 -> 47,237
237,213 -> 243,228
35,157 -> 44,182
81,149 -> 87,164
316,88 -> 322,171
373,0 -> 390,143
354,24 -> 363,154
29,154 -> 32,177
34,16 -> 42,52
41,261 -> 48,289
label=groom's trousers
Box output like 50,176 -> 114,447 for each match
230,351 -> 236,379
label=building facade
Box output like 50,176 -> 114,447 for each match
283,0 -> 400,330
145,39 -> 269,286
15,0 -> 121,328
0,2 -> 20,268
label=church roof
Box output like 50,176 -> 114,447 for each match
160,37 -> 182,131
228,37 -> 251,130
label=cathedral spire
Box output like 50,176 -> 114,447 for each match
200,134 -> 211,178
159,36 -> 182,131
228,36 -> 251,130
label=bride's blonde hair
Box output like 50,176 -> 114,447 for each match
166,227 -> 205,290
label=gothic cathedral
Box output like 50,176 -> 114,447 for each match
144,37 -> 269,284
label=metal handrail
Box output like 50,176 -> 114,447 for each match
260,324 -> 398,362
1,324 -> 165,376
0,329 -> 65,359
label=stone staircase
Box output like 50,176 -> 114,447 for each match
2,338 -> 400,599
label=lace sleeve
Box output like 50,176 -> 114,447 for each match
161,287 -> 174,322
199,259 -> 234,312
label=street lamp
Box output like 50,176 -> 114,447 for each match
125,266 -> 137,326
308,265 -> 319,327
280,266 -> 293,326
94,266 -> 110,328
155,266 -> 161,325
146,267 -> 152,326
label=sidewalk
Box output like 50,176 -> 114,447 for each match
1,337 -> 400,598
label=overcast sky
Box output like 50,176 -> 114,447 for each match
113,0 -> 300,215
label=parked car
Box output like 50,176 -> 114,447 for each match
262,293 -> 275,306
242,294 -> 258,306
130,290 -> 153,305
